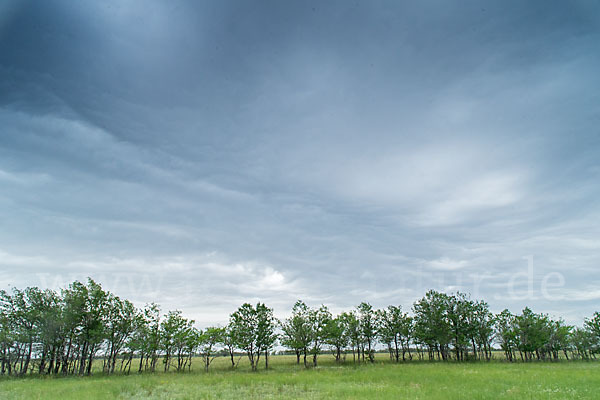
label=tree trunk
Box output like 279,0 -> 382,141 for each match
39,347 -> 47,375
248,350 -> 256,371
79,342 -> 88,375
62,339 -> 72,375
303,349 -> 307,367
86,349 -> 94,375
21,340 -> 33,376
229,348 -> 235,368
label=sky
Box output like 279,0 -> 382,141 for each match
1,0 -> 599,326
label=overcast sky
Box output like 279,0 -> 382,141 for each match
1,0 -> 599,326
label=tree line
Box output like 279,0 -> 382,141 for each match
1,279 -> 599,376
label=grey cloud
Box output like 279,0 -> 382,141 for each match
1,0 -> 599,324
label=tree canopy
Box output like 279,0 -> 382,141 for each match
1,279 -> 598,377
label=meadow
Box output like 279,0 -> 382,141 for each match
1,354 -> 599,399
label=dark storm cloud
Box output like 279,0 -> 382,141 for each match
1,0 -> 599,324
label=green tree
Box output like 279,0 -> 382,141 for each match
198,327 -> 223,371
413,290 -> 451,361
222,324 -> 239,368
584,312 -> 600,356
495,309 -> 517,362
308,304 -> 332,367
160,310 -> 193,372
280,300 -> 311,365
256,303 -> 277,369
341,311 -> 361,363
61,279 -> 109,375
324,314 -> 349,363
103,295 -> 137,374
230,303 -> 276,370
514,307 -> 550,361
357,302 -> 378,363
377,306 -> 402,362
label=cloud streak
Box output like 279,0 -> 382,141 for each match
1,0 -> 599,325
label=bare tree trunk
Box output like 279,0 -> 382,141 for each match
79,342 -> 88,375
21,340 -> 33,376
303,349 -> 307,367
86,348 -> 95,375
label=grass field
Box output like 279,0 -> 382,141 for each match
1,355 -> 599,399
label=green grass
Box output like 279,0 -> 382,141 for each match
1,355 -> 599,399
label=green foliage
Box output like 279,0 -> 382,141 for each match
584,312 -> 600,355
357,302 -> 377,362
229,302 -> 276,370
0,280 -> 598,380
198,327 -> 222,371
323,314 -> 349,362
280,300 -> 312,365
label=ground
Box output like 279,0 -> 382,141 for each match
1,355 -> 599,399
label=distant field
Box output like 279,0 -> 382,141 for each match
1,355 -> 599,399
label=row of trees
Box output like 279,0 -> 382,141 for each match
279,291 -> 599,366
1,280 -> 599,376
0,280 -> 224,376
